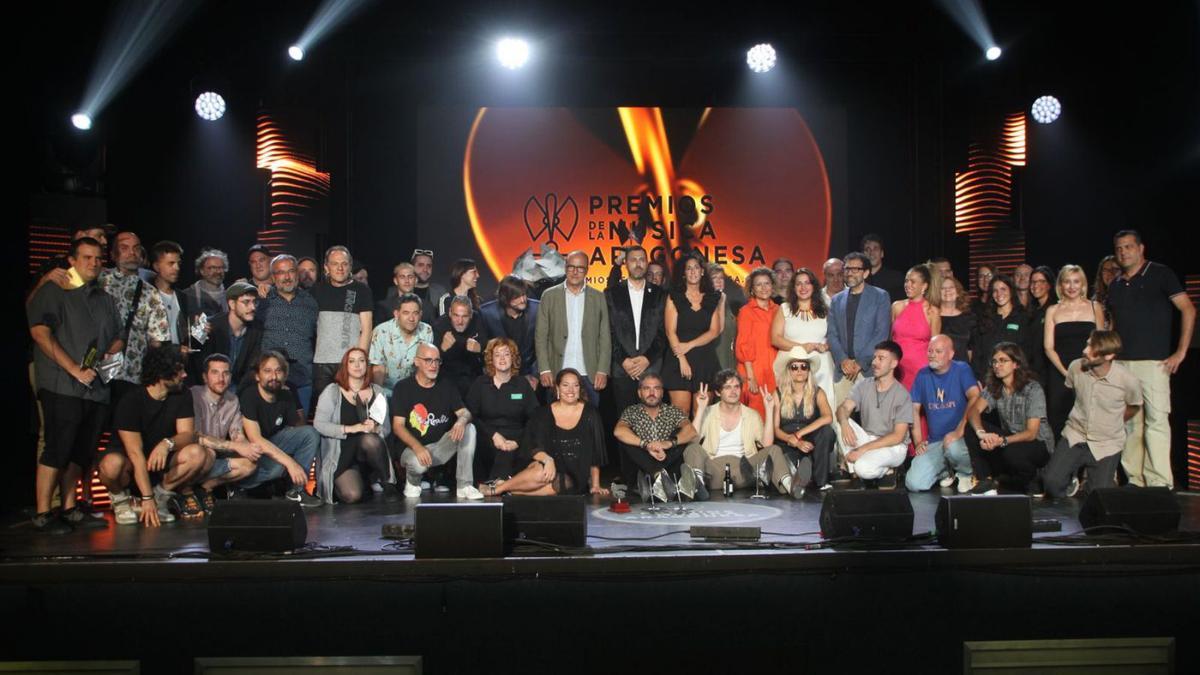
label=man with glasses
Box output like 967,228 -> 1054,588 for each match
828,251 -> 892,407
410,249 -> 449,326
391,343 -> 483,500
259,255 -> 319,415
184,248 -> 229,318
535,250 -> 611,406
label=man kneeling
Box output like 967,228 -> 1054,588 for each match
835,341 -> 912,489
683,370 -> 792,499
187,353 -> 261,514
101,345 -> 207,526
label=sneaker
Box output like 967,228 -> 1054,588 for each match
403,482 -> 423,498
32,511 -> 72,535
819,483 -> 834,492
956,475 -> 976,494
420,480 -> 432,490
381,483 -> 402,503
456,485 -> 485,500
60,506 -> 108,530
284,488 -> 323,507
434,484 -> 451,494
1065,476 -> 1081,498
111,494 -> 138,525
677,463 -> 699,500
370,481 -> 384,494
939,475 -> 957,489
1028,477 -> 1045,499
152,485 -> 178,523
75,500 -> 107,520
971,477 -> 998,496
176,491 -> 206,519
877,472 -> 897,491
225,486 -> 249,500
783,474 -> 806,500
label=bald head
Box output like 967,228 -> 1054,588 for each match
822,257 -> 845,294
927,334 -> 955,372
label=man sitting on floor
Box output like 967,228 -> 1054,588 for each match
100,345 -> 205,527
905,335 -> 980,492
683,369 -> 792,499
187,353 -> 262,512
237,351 -> 322,506
835,340 -> 912,489
613,373 -> 698,502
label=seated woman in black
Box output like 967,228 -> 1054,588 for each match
482,368 -> 609,496
313,347 -> 396,504
774,353 -> 836,497
465,337 -> 539,482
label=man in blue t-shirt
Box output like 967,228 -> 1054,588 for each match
906,335 -> 981,492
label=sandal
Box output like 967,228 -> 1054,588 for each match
195,486 -> 216,514
178,491 -> 205,519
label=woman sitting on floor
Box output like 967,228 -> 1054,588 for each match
481,368 -> 609,497
313,347 -> 397,504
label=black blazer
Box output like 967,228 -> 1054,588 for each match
202,311 -> 264,392
605,280 -> 666,379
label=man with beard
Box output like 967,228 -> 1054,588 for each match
100,345 -> 204,527
237,351 -> 322,505
149,241 -> 192,350
433,296 -> 485,397
479,276 -> 541,389
101,231 -> 171,407
613,373 -> 698,502
861,233 -> 906,302
410,249 -> 449,326
297,257 -> 319,290
1041,330 -> 1143,498
200,281 -> 263,391
771,258 -> 795,305
371,293 -> 434,393
183,247 -> 229,318
834,340 -> 913,489
260,255 -> 319,415
186,354 -> 260,516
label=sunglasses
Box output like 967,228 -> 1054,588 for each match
788,362 -> 811,372
412,249 -> 434,258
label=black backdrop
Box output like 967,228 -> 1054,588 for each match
11,0 -> 1199,510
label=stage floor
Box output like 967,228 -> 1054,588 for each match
3,488 -> 1200,580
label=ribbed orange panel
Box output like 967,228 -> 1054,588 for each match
1000,112 -> 1027,167
255,111 -> 330,245
1188,420 -> 1200,491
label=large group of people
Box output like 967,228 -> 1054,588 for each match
25,227 -> 1194,534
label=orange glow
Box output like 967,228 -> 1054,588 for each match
956,114 -> 1028,293
617,107 -> 682,251
1001,112 -> 1027,167
256,112 -> 330,247
463,107 -> 507,282
1188,419 -> 1200,490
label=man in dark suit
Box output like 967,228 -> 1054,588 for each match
201,281 -> 264,393
828,252 -> 892,393
478,275 -> 540,389
605,245 -> 667,485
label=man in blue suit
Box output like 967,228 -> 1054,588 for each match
478,275 -> 541,389
828,252 -> 893,391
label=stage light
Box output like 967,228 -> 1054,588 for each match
496,38 -> 530,69
985,46 -> 1001,61
71,113 -> 93,131
288,45 -> 304,61
1030,95 -> 1061,124
195,92 -> 226,121
746,43 -> 777,73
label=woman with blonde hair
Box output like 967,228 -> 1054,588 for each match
773,353 -> 836,496
1043,264 -> 1106,439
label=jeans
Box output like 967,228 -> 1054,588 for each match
905,436 -> 972,491
400,423 -> 477,488
240,425 -> 320,489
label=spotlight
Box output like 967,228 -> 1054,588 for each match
288,45 -> 304,61
194,92 -> 226,121
985,46 -> 1002,61
71,113 -> 92,131
1030,95 -> 1061,124
746,43 -> 777,73
496,38 -> 530,69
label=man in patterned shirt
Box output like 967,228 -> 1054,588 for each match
613,373 -> 698,501
259,255 -> 319,415
371,293 -> 433,394
100,231 -> 170,409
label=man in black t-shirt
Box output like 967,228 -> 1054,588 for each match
393,343 -> 483,500
237,351 -> 321,505
99,345 -> 207,528
311,245 -> 374,397
1106,230 -> 1196,489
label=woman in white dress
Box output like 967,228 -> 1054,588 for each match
770,267 -> 836,409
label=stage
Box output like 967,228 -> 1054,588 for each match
3,489 -> 1199,672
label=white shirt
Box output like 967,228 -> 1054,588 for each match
715,418 -> 744,457
628,281 -> 646,351
159,289 -> 180,343
562,285 -> 587,375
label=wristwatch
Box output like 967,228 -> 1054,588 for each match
164,438 -> 176,453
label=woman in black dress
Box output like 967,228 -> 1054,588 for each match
482,369 -> 609,496
466,337 -> 539,482
938,275 -> 976,364
1043,264 -> 1107,440
662,251 -> 725,415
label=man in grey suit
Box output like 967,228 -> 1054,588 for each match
535,250 -> 611,406
828,251 -> 893,396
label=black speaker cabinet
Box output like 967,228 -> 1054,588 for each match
208,500 -> 307,553
819,491 -> 914,539
414,502 -> 504,558
936,495 -> 1032,549
1079,487 -> 1180,535
502,494 -> 588,547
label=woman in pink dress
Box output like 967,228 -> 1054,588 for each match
890,263 -> 941,391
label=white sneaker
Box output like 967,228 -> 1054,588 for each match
1066,476 -> 1081,497
153,485 -> 177,523
420,481 -> 431,490
456,485 -> 485,500
956,476 -> 976,494
434,484 -> 450,494
939,475 -> 956,488
111,493 -> 137,526
403,482 -> 423,498
781,474 -> 793,495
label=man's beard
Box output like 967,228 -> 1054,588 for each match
1080,357 -> 1107,372
261,379 -> 283,392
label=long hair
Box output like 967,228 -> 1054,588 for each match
980,275 -> 1017,334
671,250 -> 714,294
1092,255 -> 1117,303
1031,265 -> 1055,308
448,258 -> 481,310
985,342 -> 1034,399
333,347 -> 371,392
942,276 -> 970,312
778,360 -> 816,419
483,337 -> 521,377
784,267 -> 827,319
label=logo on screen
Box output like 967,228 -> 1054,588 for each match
524,193 -> 579,243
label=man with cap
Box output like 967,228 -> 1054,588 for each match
200,280 -> 264,393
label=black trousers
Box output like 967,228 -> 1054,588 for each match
781,424 -> 836,488
965,419 -> 1050,490
1045,370 -> 1073,442
312,363 -> 339,405
621,442 -> 685,477
1042,438 -> 1121,498
611,375 -> 642,486
39,390 -> 108,471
